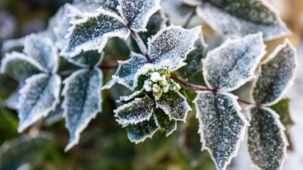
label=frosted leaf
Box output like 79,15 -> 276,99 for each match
193,92 -> 248,170
73,0 -> 119,9
18,74 -> 61,132
114,95 -> 155,125
156,92 -> 192,122
125,116 -> 159,144
0,134 -> 52,170
52,3 -> 77,49
179,32 -> 207,79
153,108 -> 176,137
62,68 -> 103,151
105,52 -> 147,90
270,98 -> 294,131
117,89 -> 144,103
1,52 -> 43,86
203,33 -> 266,91
148,26 -> 201,71
247,107 -> 288,170
23,34 -> 59,73
118,0 -> 161,32
196,1 -> 291,40
61,8 -> 129,57
180,0 -> 201,6
64,50 -> 103,67
252,39 -> 298,106
129,10 -> 168,53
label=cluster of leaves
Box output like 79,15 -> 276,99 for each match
0,0 -> 298,170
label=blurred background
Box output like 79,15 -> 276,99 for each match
0,0 -> 303,169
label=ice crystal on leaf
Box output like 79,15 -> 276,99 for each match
115,92 -> 183,143
253,39 -> 297,106
18,74 -> 61,132
125,116 -> 159,144
203,33 -> 266,91
129,10 -> 168,53
193,92 -> 248,170
156,92 -> 191,122
180,0 -> 201,6
118,0 -> 161,32
187,0 -> 291,40
62,0 -> 162,57
247,107 -> 288,170
114,96 -> 155,125
62,54 -> 103,151
1,52 -> 43,86
1,34 -> 61,133
61,8 -> 129,57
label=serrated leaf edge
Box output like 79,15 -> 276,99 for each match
114,95 -> 154,125
1,52 -> 47,74
62,68 -> 103,152
153,113 -> 177,137
195,0 -> 291,41
61,7 -> 130,57
116,88 -> 145,103
109,52 -> 147,90
156,91 -> 192,122
17,73 -> 61,132
193,91 -> 249,170
253,39 -> 298,106
246,106 -> 288,170
180,0 -> 201,7
24,34 -> 59,73
147,25 -> 202,71
117,0 -> 161,32
125,117 -> 160,144
202,33 -> 266,92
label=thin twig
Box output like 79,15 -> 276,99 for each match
182,10 -> 196,28
58,69 -> 79,76
237,98 -> 254,105
171,74 -> 213,91
129,29 -> 152,63
171,74 -> 254,105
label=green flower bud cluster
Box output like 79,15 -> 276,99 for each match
142,60 -> 181,100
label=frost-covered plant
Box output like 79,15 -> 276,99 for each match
0,0 -> 298,170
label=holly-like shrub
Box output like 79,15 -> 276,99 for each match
0,0 -> 298,170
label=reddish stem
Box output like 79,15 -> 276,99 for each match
129,29 -> 152,63
182,10 -> 196,28
237,98 -> 254,105
171,74 -> 254,105
171,74 -> 213,91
